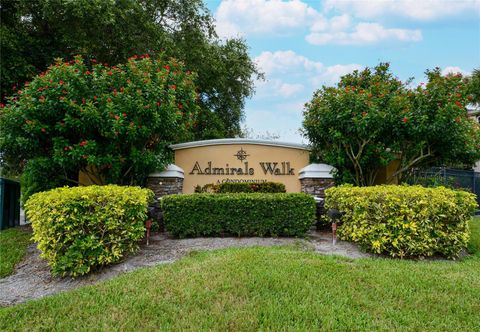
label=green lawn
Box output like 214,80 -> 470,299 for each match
0,218 -> 479,331
468,215 -> 480,255
0,227 -> 31,278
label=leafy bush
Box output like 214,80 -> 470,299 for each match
303,64 -> 480,186
20,157 -> 73,205
0,54 -> 199,198
194,182 -> 286,193
325,185 -> 477,258
25,185 -> 154,276
162,193 -> 315,238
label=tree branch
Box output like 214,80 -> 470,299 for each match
389,145 -> 433,182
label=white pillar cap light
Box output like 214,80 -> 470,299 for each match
148,164 -> 185,179
298,163 -> 335,179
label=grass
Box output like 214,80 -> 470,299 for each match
468,216 -> 480,255
0,227 -> 31,278
0,218 -> 479,331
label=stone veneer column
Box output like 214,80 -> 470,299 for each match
299,163 -> 335,228
146,164 -> 184,197
298,163 -> 335,198
146,164 -> 184,231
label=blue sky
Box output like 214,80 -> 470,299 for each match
205,0 -> 480,143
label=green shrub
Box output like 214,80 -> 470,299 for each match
325,185 -> 477,258
162,193 -> 315,238
25,185 -> 154,276
194,182 -> 286,193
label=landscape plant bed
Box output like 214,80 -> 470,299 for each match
0,217 -> 478,331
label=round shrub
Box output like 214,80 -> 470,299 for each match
325,185 -> 477,258
25,185 -> 154,276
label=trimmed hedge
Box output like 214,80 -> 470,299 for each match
162,193 -> 316,238
25,185 -> 154,276
194,182 -> 286,194
325,185 -> 477,258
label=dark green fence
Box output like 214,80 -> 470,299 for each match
407,167 -> 480,215
0,178 -> 21,230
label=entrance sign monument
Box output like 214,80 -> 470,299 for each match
146,138 -> 335,197
171,139 -> 310,193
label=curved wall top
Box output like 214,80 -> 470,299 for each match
171,139 -> 310,193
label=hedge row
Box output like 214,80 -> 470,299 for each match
325,185 -> 477,258
162,193 -> 316,238
194,182 -> 286,193
26,185 -> 154,276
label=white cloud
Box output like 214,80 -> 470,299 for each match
215,0 -> 426,46
246,50 -> 364,143
324,0 -> 480,21
441,66 -> 471,76
311,14 -> 351,32
255,50 -> 323,75
306,22 -> 422,45
255,50 -> 363,86
311,64 -> 364,86
277,82 -> 305,97
215,0 -> 320,38
256,78 -> 305,97
254,50 -> 362,97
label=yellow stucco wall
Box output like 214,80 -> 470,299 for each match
174,143 -> 310,193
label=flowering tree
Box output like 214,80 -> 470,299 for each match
1,0 -> 260,138
303,64 -> 480,186
0,54 -> 199,199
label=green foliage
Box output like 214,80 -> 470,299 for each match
162,193 -> 316,238
194,181 -> 286,193
467,68 -> 480,105
0,0 -> 260,138
1,55 -> 199,198
468,217 -> 480,256
405,170 -> 472,192
325,185 -> 477,258
20,158 -> 73,205
25,185 -> 154,277
303,63 -> 480,186
2,245 -> 480,331
0,227 -> 31,278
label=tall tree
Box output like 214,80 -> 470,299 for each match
0,55 -> 199,200
0,0 -> 260,138
467,68 -> 480,105
303,64 -> 480,186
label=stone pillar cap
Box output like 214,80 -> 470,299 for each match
148,164 -> 185,178
298,163 -> 335,179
